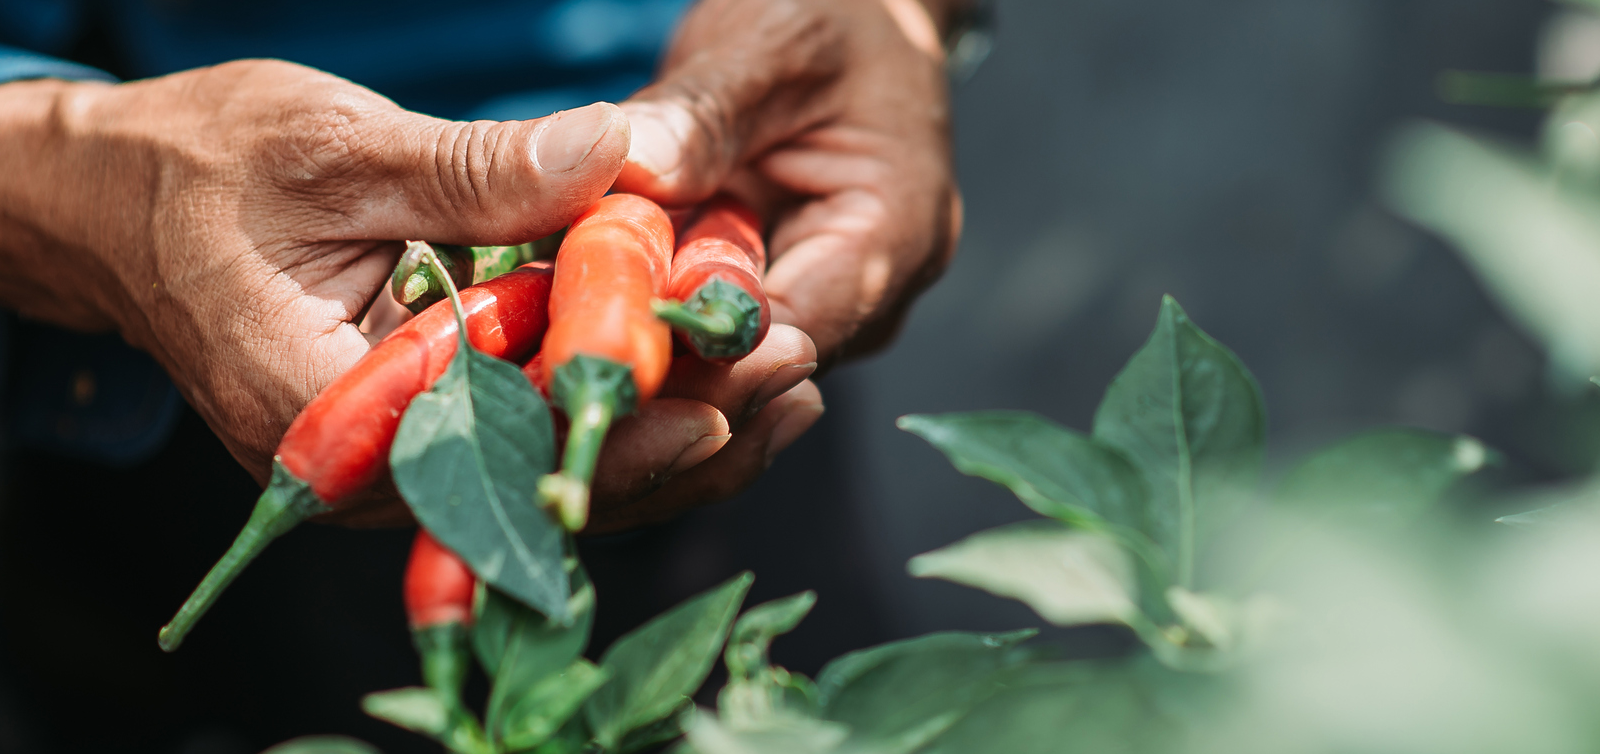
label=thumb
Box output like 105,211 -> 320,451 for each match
341,102 -> 630,244
616,9 -> 843,204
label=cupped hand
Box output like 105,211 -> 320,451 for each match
0,59 -> 824,528
582,0 -> 964,521
587,324 -> 823,533
0,60 -> 633,487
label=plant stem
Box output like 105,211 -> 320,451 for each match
539,355 -> 637,532
416,241 -> 471,339
539,390 -> 615,532
159,461 -> 328,651
651,298 -> 737,335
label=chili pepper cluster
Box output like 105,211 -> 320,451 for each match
158,193 -> 770,653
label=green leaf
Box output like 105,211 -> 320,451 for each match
681,711 -> 848,754
897,412 -> 1148,531
392,342 -> 567,621
814,630 -> 1035,708
364,688 -> 492,754
501,660 -> 612,752
1092,295 -> 1266,588
1156,588 -> 1288,665
1276,428 -> 1490,522
908,521 -> 1139,628
915,660 -> 1189,754
260,737 -> 381,754
726,591 -> 817,679
719,593 -> 823,728
718,672 -> 821,732
362,687 -> 452,738
527,715 -> 591,754
586,572 -> 755,750
615,703 -> 694,754
474,576 -> 597,746
814,630 -> 1036,754
1383,121 -> 1600,380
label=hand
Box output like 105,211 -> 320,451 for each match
588,328 -> 823,533
589,0 -> 964,520
0,61 -> 631,487
0,59 -> 824,530
618,0 -> 964,365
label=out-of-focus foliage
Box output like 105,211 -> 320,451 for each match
674,296 -> 1540,754
1384,42 -> 1600,384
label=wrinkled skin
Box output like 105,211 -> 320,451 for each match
600,0 -> 965,529
0,0 -> 962,530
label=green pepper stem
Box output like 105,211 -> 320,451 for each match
651,298 -> 737,336
539,393 -> 615,532
654,278 -> 764,360
416,242 -> 471,345
158,461 -> 328,652
540,355 -> 637,531
413,622 -> 471,709
394,242 -> 474,314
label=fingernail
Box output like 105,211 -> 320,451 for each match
751,362 -> 818,412
765,404 -> 825,467
669,433 -> 732,475
625,106 -> 687,177
536,103 -> 618,173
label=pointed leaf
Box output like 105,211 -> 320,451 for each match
682,711 -> 848,754
814,630 -> 1036,709
909,521 -> 1139,628
392,344 -> 567,620
897,412 -> 1148,530
1384,121 -> 1600,380
719,593 -> 823,728
361,687 -> 451,738
813,630 -> 1036,754
526,715 -> 591,754
1276,428 -> 1490,522
1092,295 -> 1265,587
1165,587 -> 1235,651
501,660 -> 611,752
474,576 -> 596,744
260,737 -> 381,754
726,591 -> 817,679
718,673 -> 821,732
917,660 -> 1191,754
586,572 -> 755,749
616,702 -> 695,754
363,687 -> 491,753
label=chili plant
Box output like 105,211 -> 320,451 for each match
285,289 -> 1512,754
668,295 -> 1490,754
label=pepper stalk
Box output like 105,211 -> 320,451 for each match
538,355 -> 639,532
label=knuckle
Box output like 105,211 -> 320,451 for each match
431,120 -> 502,218
764,1 -> 846,78
260,103 -> 366,189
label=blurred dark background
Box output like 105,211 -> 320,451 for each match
1,0 -> 1593,752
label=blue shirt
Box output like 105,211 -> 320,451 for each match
0,0 -> 684,465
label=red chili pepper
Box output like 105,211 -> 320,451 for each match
405,529 -> 476,710
521,352 -> 547,395
158,261 -> 556,652
404,528 -> 477,629
651,196 -> 769,362
534,194 -> 675,531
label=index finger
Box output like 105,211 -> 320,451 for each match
657,323 -> 818,422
